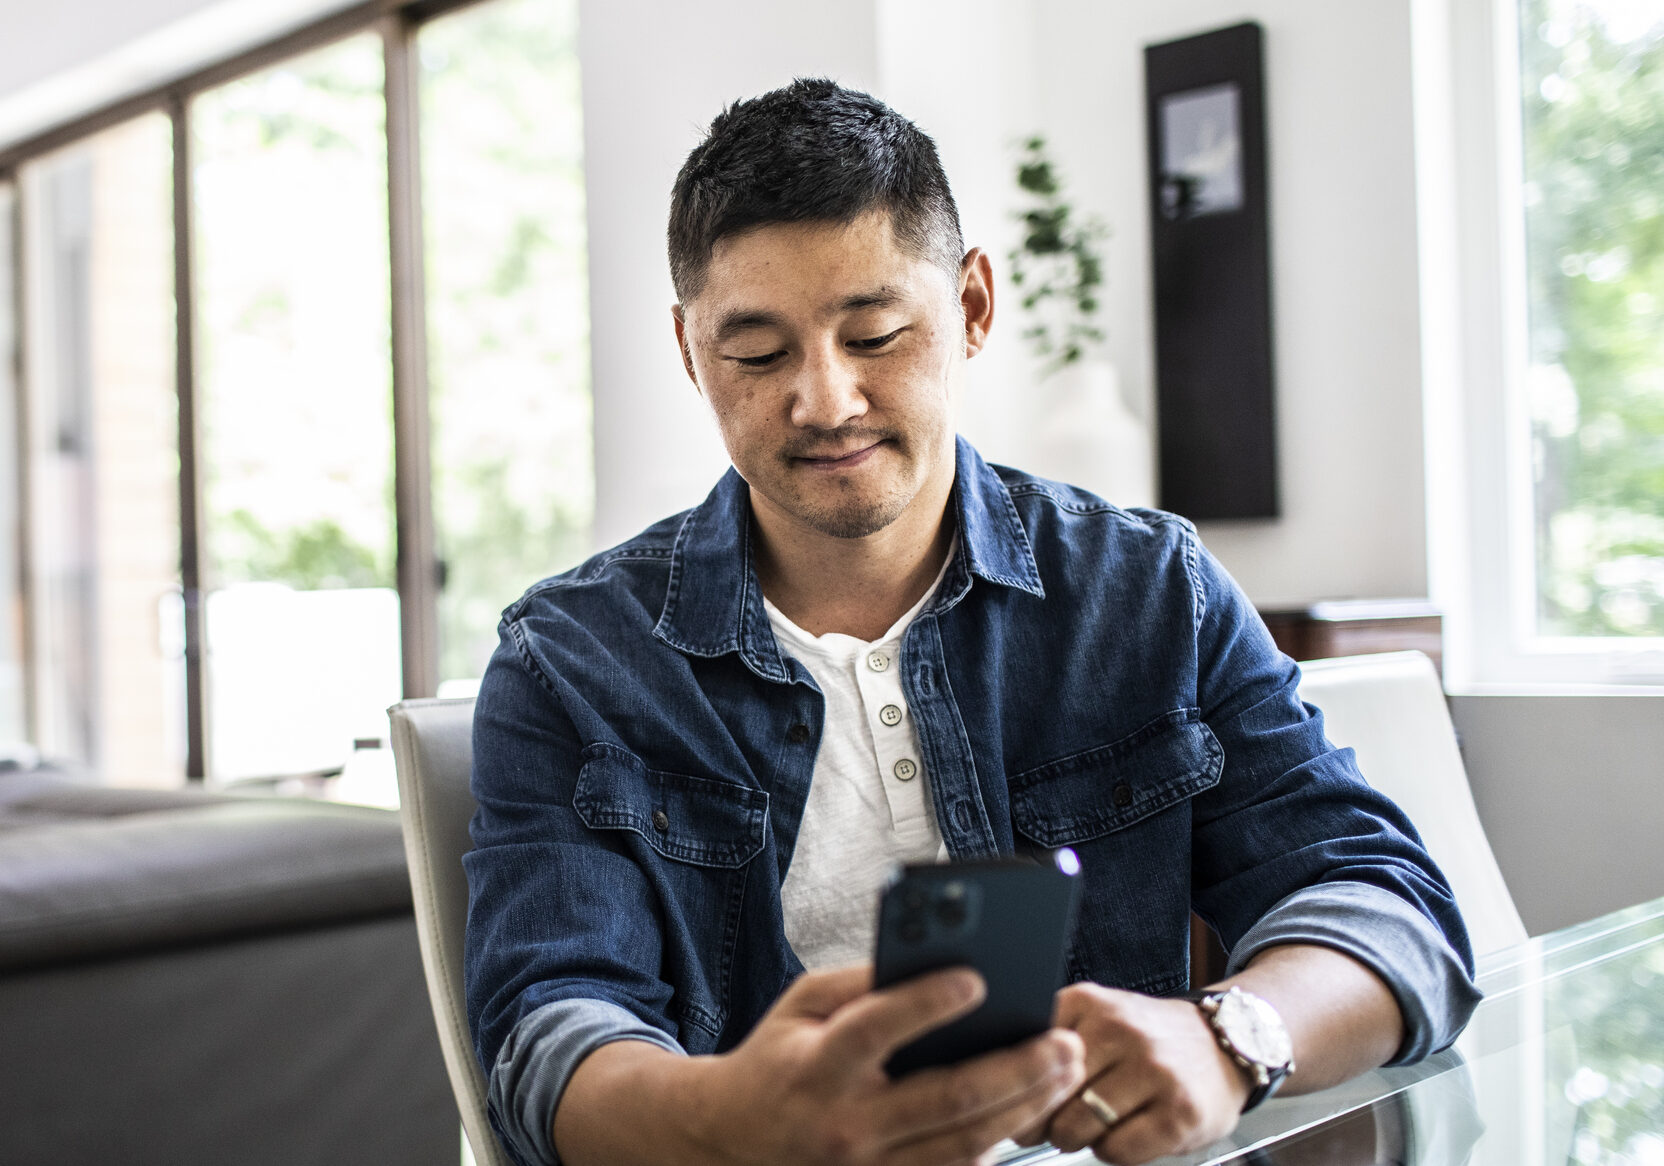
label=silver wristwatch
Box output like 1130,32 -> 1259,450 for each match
1185,986 -> 1295,1112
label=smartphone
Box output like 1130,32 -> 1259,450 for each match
872,849 -> 1082,1076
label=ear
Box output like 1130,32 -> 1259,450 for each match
959,248 -> 995,359
671,304 -> 701,391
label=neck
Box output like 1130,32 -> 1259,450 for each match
753,483 -> 955,642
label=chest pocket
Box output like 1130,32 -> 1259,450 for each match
1006,709 -> 1223,996
1007,709 -> 1223,847
573,743 -> 767,869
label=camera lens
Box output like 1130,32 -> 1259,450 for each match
935,881 -> 968,928
898,915 -> 926,943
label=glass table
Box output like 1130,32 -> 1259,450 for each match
1004,895 -> 1664,1165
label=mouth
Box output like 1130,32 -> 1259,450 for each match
792,440 -> 885,470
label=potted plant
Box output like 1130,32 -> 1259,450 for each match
1009,135 -> 1108,374
1008,136 -> 1151,505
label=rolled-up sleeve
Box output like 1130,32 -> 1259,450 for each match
488,998 -> 685,1166
1225,881 -> 1483,1061
1182,534 -> 1481,1058
466,622 -> 684,1166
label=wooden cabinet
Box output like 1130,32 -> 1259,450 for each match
1258,599 -> 1442,676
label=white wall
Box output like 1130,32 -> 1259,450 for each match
1027,0 -> 1430,608
585,0 -> 1435,608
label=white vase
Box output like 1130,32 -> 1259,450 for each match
1027,360 -> 1155,508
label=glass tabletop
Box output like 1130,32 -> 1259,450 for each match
1007,895 -> 1664,1165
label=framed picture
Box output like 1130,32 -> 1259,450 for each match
1145,22 -> 1278,520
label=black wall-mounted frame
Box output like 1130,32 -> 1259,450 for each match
1145,21 -> 1279,520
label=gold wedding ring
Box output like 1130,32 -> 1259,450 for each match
1080,1086 -> 1121,1128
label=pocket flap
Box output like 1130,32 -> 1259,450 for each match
1008,710 -> 1223,848
573,744 -> 767,869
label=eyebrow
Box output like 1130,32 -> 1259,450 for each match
710,286 -> 910,347
712,309 -> 787,347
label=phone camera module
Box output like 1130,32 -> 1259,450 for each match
935,881 -> 969,929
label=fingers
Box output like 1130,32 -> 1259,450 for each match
776,963 -> 876,1019
1085,1106 -> 1223,1166
882,1033 -> 1086,1166
1055,981 -> 1139,1080
822,967 -> 987,1065
1048,985 -> 1243,1162
1047,1074 -> 1153,1154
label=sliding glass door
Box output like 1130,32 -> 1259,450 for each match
191,34 -> 400,781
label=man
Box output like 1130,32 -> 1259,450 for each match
465,79 -> 1479,1166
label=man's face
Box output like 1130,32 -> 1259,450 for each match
674,210 -> 991,542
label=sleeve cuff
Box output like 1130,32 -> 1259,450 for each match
1223,880 -> 1483,1064
487,997 -> 686,1166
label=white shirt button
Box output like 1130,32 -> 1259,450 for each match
866,651 -> 891,673
879,703 -> 903,727
893,758 -> 918,782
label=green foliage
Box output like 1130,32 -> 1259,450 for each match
419,0 -> 593,682
1522,0 -> 1664,636
434,459 -> 589,681
217,509 -> 391,590
1008,137 -> 1108,376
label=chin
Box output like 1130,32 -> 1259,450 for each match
795,494 -> 911,540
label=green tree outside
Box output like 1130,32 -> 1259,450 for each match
1521,0 -> 1664,637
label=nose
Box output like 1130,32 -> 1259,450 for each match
789,342 -> 868,431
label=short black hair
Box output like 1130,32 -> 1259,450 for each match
668,78 -> 964,302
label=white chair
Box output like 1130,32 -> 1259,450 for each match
389,697 -> 513,1166
1296,651 -> 1527,955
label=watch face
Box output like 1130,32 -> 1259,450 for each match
1215,990 -> 1293,1068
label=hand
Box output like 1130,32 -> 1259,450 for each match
1018,983 -> 1250,1165
685,964 -> 1086,1166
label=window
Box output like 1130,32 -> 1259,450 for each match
1519,0 -> 1664,641
1425,0 -> 1664,690
0,181 -> 24,746
192,34 -> 399,781
420,0 -> 592,692
17,115 -> 183,780
0,0 -> 596,786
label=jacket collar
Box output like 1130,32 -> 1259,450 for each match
654,436 -> 1044,682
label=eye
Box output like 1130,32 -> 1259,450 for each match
850,329 -> 903,352
729,350 -> 785,368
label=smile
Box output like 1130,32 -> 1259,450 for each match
796,442 -> 883,470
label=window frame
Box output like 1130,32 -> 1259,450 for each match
1417,0 -> 1664,694
0,0 -> 504,776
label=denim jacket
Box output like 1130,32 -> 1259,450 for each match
465,438 -> 1480,1166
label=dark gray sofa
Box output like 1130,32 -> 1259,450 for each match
0,770 -> 457,1165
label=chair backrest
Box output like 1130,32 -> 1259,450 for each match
1295,651 -> 1527,956
388,697 -> 512,1166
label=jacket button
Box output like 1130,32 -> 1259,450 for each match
651,809 -> 670,832
786,723 -> 811,745
1112,783 -> 1134,809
